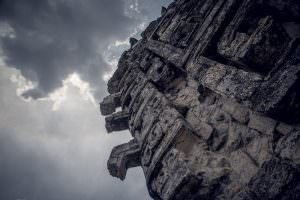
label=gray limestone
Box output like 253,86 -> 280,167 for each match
100,0 -> 300,199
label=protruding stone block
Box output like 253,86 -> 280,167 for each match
161,6 -> 167,16
129,37 -> 138,48
107,51 -> 130,94
107,139 -> 141,180
100,92 -> 121,116
275,131 -> 300,164
151,150 -> 195,200
186,110 -> 213,140
105,111 -> 130,133
229,150 -> 259,184
222,100 -> 250,124
200,57 -> 262,100
245,135 -> 273,166
252,42 -> 300,123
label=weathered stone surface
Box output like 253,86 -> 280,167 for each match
245,135 -> 273,166
222,100 -> 250,124
100,0 -> 300,199
275,130 -> 300,164
276,122 -> 294,135
129,37 -> 138,48
107,139 -> 140,180
146,40 -> 184,67
186,111 -> 213,140
105,111 -> 130,133
248,158 -> 300,200
200,57 -> 262,101
100,92 -> 121,116
229,150 -> 259,184
252,42 -> 300,123
248,113 -> 277,135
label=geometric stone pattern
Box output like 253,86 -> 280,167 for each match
100,0 -> 300,199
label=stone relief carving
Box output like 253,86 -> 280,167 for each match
100,0 -> 300,199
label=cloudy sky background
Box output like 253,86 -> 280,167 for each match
0,0 -> 171,199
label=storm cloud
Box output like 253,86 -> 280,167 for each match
0,0 -> 166,100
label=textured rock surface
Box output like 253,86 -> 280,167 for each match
100,0 -> 300,199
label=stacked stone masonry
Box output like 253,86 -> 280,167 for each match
100,0 -> 300,199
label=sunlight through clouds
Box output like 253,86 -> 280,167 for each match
9,70 -> 96,111
49,73 -> 97,111
10,73 -> 35,99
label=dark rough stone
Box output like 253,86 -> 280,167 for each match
105,111 -> 130,133
232,189 -> 259,200
107,139 -> 141,180
100,92 -> 121,116
275,130 -> 300,164
248,158 -> 300,200
276,122 -> 294,135
100,0 -> 300,199
129,37 -> 138,48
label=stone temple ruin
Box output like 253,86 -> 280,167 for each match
100,0 -> 300,199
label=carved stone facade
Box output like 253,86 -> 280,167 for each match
100,0 -> 300,199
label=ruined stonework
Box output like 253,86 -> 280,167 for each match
100,0 -> 300,199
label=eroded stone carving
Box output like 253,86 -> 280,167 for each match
100,0 -> 300,199
107,139 -> 141,180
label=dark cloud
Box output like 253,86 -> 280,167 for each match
0,0 -> 172,100
0,0 -> 139,100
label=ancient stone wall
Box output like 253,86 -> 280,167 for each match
100,0 -> 300,199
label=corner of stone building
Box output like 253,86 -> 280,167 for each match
100,0 -> 300,199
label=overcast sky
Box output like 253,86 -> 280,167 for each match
0,0 -> 171,199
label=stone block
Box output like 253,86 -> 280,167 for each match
107,139 -> 141,180
276,123 -> 294,135
229,150 -> 258,184
186,110 -> 213,140
222,100 -> 250,124
141,123 -> 164,167
100,92 -> 121,116
215,68 -> 262,100
275,130 -> 300,164
225,122 -> 249,152
248,113 -> 277,135
245,135 -> 273,166
105,111 -> 130,133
